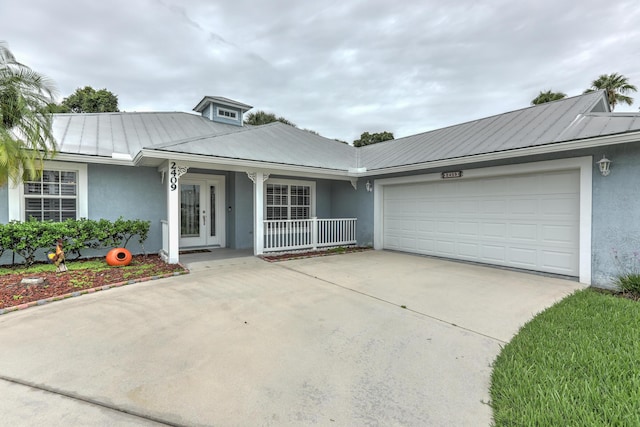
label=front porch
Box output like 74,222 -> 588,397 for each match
161,217 -> 358,261
156,161 -> 368,264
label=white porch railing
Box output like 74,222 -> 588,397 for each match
264,217 -> 357,252
160,220 -> 169,261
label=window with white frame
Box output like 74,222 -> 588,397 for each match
216,107 -> 238,120
266,182 -> 313,220
24,170 -> 78,221
7,161 -> 87,222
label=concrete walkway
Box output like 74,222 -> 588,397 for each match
0,251 -> 584,426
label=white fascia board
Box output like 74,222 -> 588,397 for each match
54,153 -> 136,166
359,131 -> 640,177
137,149 -> 353,181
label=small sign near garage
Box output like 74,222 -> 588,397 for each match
441,170 -> 463,179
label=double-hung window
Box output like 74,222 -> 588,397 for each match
266,181 -> 314,221
7,161 -> 88,222
24,170 -> 78,221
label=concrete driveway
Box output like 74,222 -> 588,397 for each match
0,251 -> 583,426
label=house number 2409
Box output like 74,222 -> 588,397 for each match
170,162 -> 178,191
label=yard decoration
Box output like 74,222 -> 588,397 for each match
106,248 -> 133,266
51,239 -> 68,273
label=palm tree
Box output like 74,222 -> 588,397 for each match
531,90 -> 567,105
584,73 -> 637,111
0,41 -> 57,186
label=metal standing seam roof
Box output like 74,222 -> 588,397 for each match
357,90 -> 621,171
51,112 -> 249,158
50,91 -> 640,173
152,122 -> 356,171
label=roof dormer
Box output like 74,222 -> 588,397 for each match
193,96 -> 252,126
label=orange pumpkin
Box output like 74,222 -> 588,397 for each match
106,248 -> 133,266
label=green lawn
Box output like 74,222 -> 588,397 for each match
490,289 -> 640,426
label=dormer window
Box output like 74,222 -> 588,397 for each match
193,96 -> 252,127
217,107 -> 237,120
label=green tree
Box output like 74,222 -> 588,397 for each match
353,131 -> 394,147
531,90 -> 567,105
0,41 -> 57,186
60,86 -> 119,113
584,73 -> 637,111
244,110 -> 296,127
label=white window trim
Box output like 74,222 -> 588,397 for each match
216,107 -> 238,120
8,161 -> 88,221
263,178 -> 316,219
373,157 -> 592,285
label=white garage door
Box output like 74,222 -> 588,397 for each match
382,170 -> 580,276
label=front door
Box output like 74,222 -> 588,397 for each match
179,177 -> 225,248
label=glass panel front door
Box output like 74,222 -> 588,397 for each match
181,184 -> 200,237
179,179 -> 222,248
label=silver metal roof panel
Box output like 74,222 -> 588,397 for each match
359,91 -> 609,170
154,122 -> 355,171
50,91 -> 640,174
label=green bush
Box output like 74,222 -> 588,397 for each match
615,273 -> 640,295
0,217 -> 150,266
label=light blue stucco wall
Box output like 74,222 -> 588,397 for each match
231,172 -> 254,249
88,164 -> 165,254
330,180 -> 374,246
591,142 -> 640,287
0,183 -> 8,223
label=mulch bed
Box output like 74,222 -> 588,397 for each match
0,255 -> 187,311
261,246 -> 371,262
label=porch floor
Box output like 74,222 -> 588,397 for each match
179,248 -> 256,272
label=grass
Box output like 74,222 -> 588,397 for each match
490,289 -> 640,426
0,259 -> 112,275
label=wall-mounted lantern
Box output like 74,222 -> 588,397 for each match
365,180 -> 373,192
596,155 -> 611,177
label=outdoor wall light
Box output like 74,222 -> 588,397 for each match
597,155 -> 611,177
365,180 -> 373,192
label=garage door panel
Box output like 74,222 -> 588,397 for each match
509,199 -> 538,215
481,244 -> 507,262
458,221 -> 479,237
480,177 -> 508,195
458,242 -> 479,258
416,239 -> 435,252
481,222 -> 507,238
436,240 -> 456,255
541,197 -> 578,217
509,223 -> 538,241
383,170 -> 579,276
457,200 -> 478,214
416,220 -> 435,232
539,172 -> 579,193
481,199 -> 507,215
399,237 -> 417,250
509,175 -> 540,193
508,247 -> 538,268
438,221 -> 456,234
541,224 -> 577,244
541,250 -> 576,274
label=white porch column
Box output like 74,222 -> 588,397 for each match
165,161 -> 189,263
247,171 -> 269,255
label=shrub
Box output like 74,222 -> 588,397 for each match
0,218 -> 150,266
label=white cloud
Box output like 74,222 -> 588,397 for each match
2,0 -> 639,142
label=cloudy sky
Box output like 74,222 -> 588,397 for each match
3,0 -> 639,142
